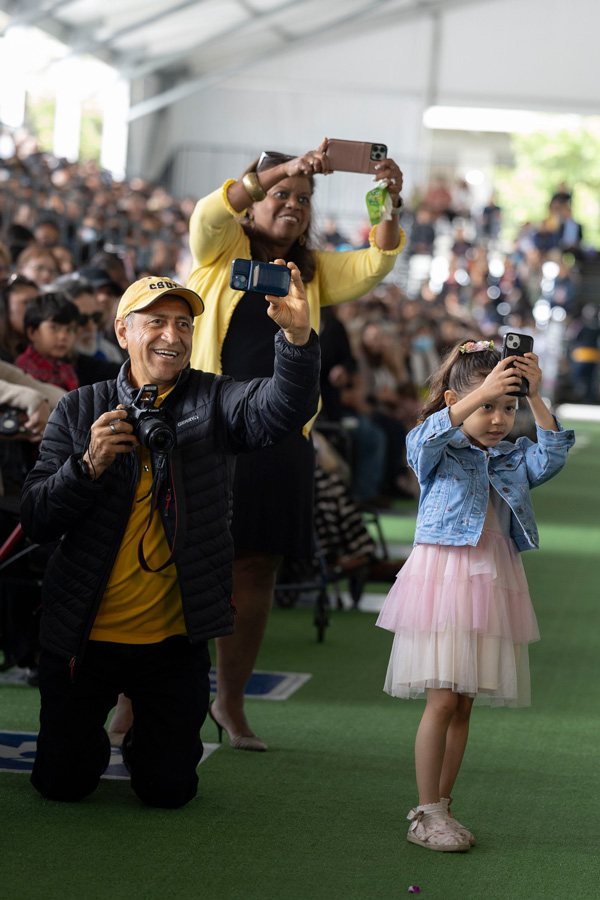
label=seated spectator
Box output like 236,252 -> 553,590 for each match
319,307 -> 387,503
14,293 -> 80,392
357,322 -> 418,498
52,274 -> 124,366
6,223 -> 34,264
451,179 -> 473,219
451,225 -> 473,259
533,219 -> 559,253
15,244 -> 59,286
77,265 -> 126,358
0,240 -> 11,280
548,254 -> 579,314
33,218 -> 61,248
424,175 -> 453,220
480,195 -> 502,242
568,304 -> 600,403
0,275 -> 40,362
322,217 -> 348,249
0,360 -> 65,683
358,322 -> 410,413
409,207 -> 436,255
88,250 -> 130,290
408,320 -> 440,392
53,245 -> 75,275
558,203 -> 583,256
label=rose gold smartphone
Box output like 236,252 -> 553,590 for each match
324,139 -> 388,174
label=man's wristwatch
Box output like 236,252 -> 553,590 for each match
78,456 -> 95,481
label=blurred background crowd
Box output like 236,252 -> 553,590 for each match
0,128 -> 599,683
1,129 -> 599,507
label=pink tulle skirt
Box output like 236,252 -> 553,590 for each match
376,531 -> 540,707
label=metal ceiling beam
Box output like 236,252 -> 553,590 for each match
0,0 -> 75,36
123,0 -> 306,83
63,0 -> 208,60
127,0 -> 402,120
127,0 -> 508,121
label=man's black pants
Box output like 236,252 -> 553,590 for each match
31,636 -> 211,809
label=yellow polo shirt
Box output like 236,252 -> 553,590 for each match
89,393 -> 185,644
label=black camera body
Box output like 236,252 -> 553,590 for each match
122,385 -> 176,453
0,405 -> 25,436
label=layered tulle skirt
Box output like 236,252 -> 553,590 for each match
376,531 -> 540,707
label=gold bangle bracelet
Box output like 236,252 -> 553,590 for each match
242,172 -> 266,203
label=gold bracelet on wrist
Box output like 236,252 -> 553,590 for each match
242,172 -> 266,203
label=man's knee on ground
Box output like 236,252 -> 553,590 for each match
31,768 -> 101,802
131,771 -> 198,809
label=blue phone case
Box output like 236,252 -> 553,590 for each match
230,259 -> 291,297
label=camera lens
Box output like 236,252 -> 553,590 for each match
137,417 -> 176,453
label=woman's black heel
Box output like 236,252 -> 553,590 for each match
208,703 -> 223,743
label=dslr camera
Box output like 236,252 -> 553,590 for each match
122,385 -> 176,453
0,405 -> 25,436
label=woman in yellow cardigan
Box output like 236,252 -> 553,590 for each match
188,141 -> 406,750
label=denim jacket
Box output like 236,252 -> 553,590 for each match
407,408 -> 575,552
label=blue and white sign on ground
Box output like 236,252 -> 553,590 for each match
209,668 -> 311,700
0,731 -> 219,779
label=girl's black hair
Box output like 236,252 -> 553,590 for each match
24,292 -> 80,333
238,153 -> 316,284
418,339 -> 500,424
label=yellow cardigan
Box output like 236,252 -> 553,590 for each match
187,180 -> 406,430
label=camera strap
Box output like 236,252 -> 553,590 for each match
137,451 -> 187,573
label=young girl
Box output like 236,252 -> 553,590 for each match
376,339 -> 574,853
14,292 -> 80,392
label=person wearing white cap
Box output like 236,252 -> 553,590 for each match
20,265 -> 319,808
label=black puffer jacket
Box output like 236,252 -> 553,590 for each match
21,330 -> 320,663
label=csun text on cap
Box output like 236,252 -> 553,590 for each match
149,280 -> 179,291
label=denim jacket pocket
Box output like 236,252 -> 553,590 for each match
420,471 -> 451,528
447,461 -> 477,533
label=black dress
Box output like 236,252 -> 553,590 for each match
220,290 -> 315,559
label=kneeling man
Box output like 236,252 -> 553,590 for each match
20,263 -> 319,808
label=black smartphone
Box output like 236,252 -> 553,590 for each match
230,259 -> 291,297
501,332 -> 534,397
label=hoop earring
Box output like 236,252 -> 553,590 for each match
298,233 -> 306,246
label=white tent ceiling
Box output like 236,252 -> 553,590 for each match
2,0 -> 599,121
1,0 -> 598,202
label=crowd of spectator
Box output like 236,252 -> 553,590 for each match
0,136 -> 598,505
0,134 -> 599,680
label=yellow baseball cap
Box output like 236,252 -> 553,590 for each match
116,276 -> 204,319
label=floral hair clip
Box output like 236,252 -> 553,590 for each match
459,340 -> 494,354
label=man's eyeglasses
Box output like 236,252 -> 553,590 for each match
78,312 -> 103,327
256,151 -> 295,172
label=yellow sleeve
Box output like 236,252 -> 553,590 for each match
188,180 -> 249,267
315,225 -> 406,306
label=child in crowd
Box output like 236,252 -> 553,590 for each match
376,339 -> 574,852
14,293 -> 80,392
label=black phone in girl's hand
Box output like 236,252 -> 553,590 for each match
501,332 -> 534,397
230,259 -> 291,297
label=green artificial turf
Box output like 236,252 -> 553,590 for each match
2,420 -> 599,900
